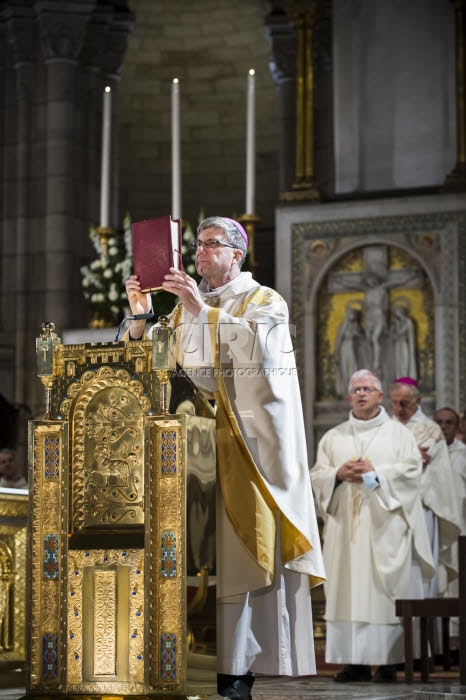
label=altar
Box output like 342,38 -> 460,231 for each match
276,192 -> 466,458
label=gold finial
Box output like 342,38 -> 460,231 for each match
41,321 -> 55,338
36,322 -> 61,420
152,316 -> 176,414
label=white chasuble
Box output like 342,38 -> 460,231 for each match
311,408 -> 434,664
400,408 -> 461,594
149,271 -> 325,676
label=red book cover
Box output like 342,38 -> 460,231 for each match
132,215 -> 183,292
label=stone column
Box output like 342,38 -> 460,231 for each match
445,0 -> 466,189
37,1 -> 96,328
0,1 -> 134,419
1,2 -> 36,407
265,6 -> 297,196
282,0 -> 322,202
80,3 -> 135,229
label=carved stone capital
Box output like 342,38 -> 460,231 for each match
35,0 -> 95,62
81,2 -> 135,77
101,8 -> 135,78
265,7 -> 297,85
0,1 -> 36,67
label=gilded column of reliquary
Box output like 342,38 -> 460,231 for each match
30,422 -> 66,689
149,417 -> 186,693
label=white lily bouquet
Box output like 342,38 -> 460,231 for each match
81,212 -> 201,327
80,213 -> 133,328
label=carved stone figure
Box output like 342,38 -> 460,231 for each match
328,246 -> 424,380
389,304 -> 417,380
334,305 -> 364,397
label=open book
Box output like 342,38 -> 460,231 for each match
131,215 -> 183,292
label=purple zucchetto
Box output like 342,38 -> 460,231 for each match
394,376 -> 419,388
223,217 -> 248,248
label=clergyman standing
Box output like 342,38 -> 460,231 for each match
311,369 -> 434,683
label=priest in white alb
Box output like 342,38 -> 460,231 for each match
125,216 -> 325,700
311,369 -> 434,683
390,378 -> 461,598
434,406 -> 466,649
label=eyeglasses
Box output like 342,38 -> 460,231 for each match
190,239 -> 237,251
351,386 -> 378,395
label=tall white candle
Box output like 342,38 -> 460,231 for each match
171,78 -> 181,221
246,69 -> 255,215
100,85 -> 112,228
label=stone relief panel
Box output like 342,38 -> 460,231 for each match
290,209 -> 465,454
316,245 -> 434,399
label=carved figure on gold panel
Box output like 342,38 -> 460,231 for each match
389,303 -> 417,380
0,540 -> 13,652
94,443 -> 130,487
329,246 -> 424,379
334,304 -> 364,397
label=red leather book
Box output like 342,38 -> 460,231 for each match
132,215 -> 183,292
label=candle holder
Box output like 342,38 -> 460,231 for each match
238,213 -> 261,275
36,321 -> 61,420
152,315 -> 177,414
95,226 -> 115,256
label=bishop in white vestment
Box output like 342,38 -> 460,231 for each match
311,370 -> 434,683
391,379 -> 461,597
434,407 -> 466,644
125,216 -> 325,700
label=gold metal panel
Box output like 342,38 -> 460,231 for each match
29,337 -> 217,696
67,549 -> 144,693
59,366 -> 150,534
0,494 -> 27,663
0,498 -> 28,669
29,421 -> 67,690
93,570 -> 117,676
147,417 -> 186,693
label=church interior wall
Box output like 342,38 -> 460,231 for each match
0,0 -> 465,455
276,193 -> 466,461
119,0 -> 280,257
333,0 -> 456,193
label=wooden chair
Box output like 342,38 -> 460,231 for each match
395,535 -> 466,683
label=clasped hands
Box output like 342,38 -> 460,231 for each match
418,446 -> 431,469
336,458 -> 375,484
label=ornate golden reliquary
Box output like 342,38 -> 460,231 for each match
29,323 -> 216,697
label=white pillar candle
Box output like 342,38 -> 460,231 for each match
245,69 -> 255,215
171,78 -> 181,221
100,85 -> 112,228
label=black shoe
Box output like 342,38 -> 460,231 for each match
334,664 -> 371,682
217,674 -> 254,699
373,664 -> 397,682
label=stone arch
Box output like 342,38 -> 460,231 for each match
284,208 -> 462,459
312,241 -> 434,400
